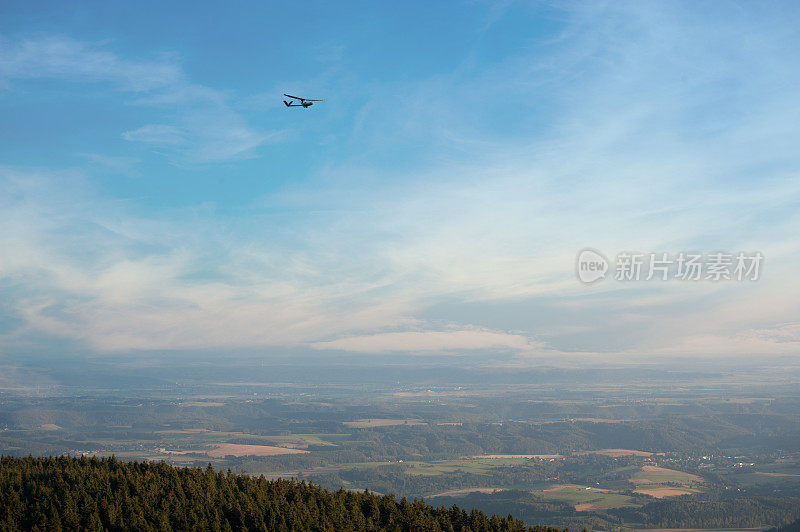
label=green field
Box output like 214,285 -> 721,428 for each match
536,485 -> 641,509
405,458 -> 528,476
632,466 -> 702,487
149,430 -> 345,446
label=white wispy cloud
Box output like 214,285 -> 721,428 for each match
0,34 -> 275,162
0,34 -> 182,90
122,125 -> 187,146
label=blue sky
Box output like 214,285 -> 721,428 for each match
1,1 -> 799,363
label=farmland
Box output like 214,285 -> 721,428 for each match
343,418 -> 427,428
631,465 -> 703,498
206,443 -> 309,458
2,358 -> 800,529
539,485 -> 640,511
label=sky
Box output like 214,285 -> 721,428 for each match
1,0 -> 799,365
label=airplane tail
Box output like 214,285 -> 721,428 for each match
283,100 -> 291,107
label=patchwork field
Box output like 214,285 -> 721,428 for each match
631,465 -> 703,498
343,419 -> 427,428
148,430 -> 341,447
635,465 -> 702,483
472,454 -> 563,460
569,418 -> 631,423
429,488 -> 506,498
405,458 -> 527,476
634,487 -> 698,497
206,443 -> 310,458
576,449 -> 657,457
539,485 -> 640,511
70,429 -> 348,466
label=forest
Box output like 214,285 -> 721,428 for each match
0,455 -> 562,532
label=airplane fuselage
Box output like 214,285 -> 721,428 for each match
283,94 -> 321,108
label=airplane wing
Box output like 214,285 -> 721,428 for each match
284,94 -> 324,101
